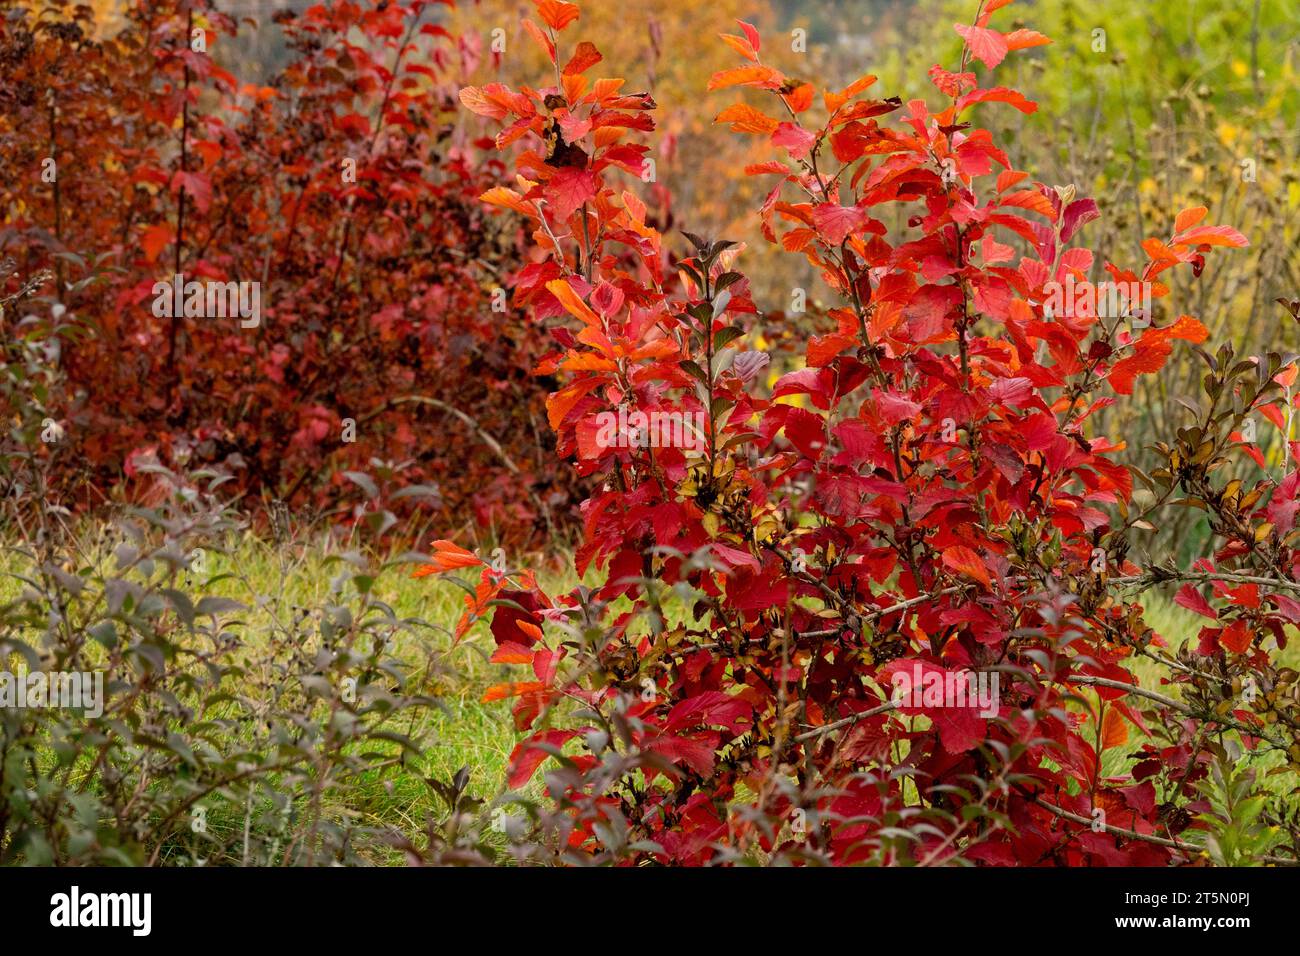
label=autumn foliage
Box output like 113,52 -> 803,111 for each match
0,0 -> 578,543
435,0 -> 1300,865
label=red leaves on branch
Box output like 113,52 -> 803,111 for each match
433,0 -> 1278,865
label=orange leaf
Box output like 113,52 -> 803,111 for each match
545,278 -> 602,326
718,32 -> 758,62
546,376 -> 601,429
942,545 -> 992,587
1141,237 -> 1180,262
1173,206 -> 1208,234
783,82 -> 815,113
1108,340 -> 1172,395
1107,317 -> 1203,394
715,103 -> 779,135
1004,28 -> 1051,50
1165,315 -> 1209,343
490,642 -> 535,665
996,170 -> 1029,193
455,577 -> 501,643
1100,705 -> 1129,751
479,186 -> 533,216
559,352 -> 617,372
824,73 -> 879,112
413,539 -> 482,576
535,0 -> 579,32
141,224 -> 173,263
807,332 -> 856,367
707,65 -> 782,91
781,227 -> 816,252
520,18 -> 555,63
482,681 -> 545,703
1000,189 -> 1056,219
458,83 -> 518,121
193,140 -> 223,168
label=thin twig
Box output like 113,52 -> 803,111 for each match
1032,796 -> 1296,865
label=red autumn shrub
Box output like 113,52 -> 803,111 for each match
0,0 -> 578,545
437,0 -> 1300,865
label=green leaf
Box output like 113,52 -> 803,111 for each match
713,325 -> 745,351
713,271 -> 744,293
161,588 -> 195,628
678,360 -> 709,385
343,471 -> 380,499
195,596 -> 246,617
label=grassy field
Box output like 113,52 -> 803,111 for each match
182,532 -> 575,860
0,522 -> 575,864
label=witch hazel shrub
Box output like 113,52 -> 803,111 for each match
434,0 -> 1300,865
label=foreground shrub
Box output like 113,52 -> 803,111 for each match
0,467 -> 447,865
445,0 -> 1300,865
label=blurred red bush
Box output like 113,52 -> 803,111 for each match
0,0 -> 579,545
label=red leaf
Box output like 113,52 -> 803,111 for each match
170,170 -> 212,214
771,122 -> 817,159
1060,198 -> 1099,243
562,41 -> 602,75
490,589 -> 545,648
954,23 -> 1009,69
737,19 -> 761,53
1174,584 -> 1217,620
334,112 -> 370,137
644,732 -> 718,776
544,167 -> 597,221
1171,224 -> 1249,248
874,388 -> 922,425
1220,621 -> 1253,654
1268,593 -> 1300,624
507,729 -> 580,789
934,707 -> 986,754
812,202 -> 867,245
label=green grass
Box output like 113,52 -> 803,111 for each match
185,532 -> 567,790
0,524 -> 581,863
1134,590 -> 1300,807
215,533 -> 578,836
